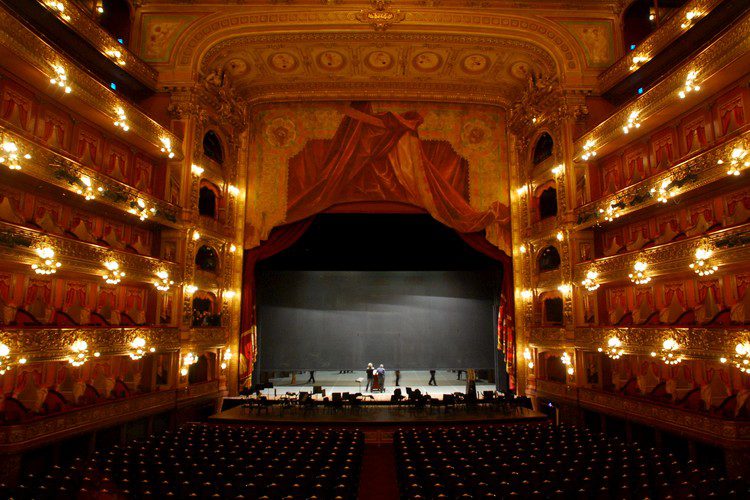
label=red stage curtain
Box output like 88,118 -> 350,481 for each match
239,218 -> 314,383
285,102 -> 508,235
456,231 -> 516,391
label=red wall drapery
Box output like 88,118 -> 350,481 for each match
239,218 -> 314,382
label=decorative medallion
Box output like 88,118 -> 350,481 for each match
411,51 -> 443,72
460,119 -> 493,151
364,50 -> 395,71
510,61 -> 531,80
355,0 -> 406,32
316,50 -> 347,71
267,52 -> 299,72
224,58 -> 249,76
461,54 -> 491,74
263,116 -> 297,148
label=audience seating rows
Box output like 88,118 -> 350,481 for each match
395,424 -> 749,499
5,423 -> 364,499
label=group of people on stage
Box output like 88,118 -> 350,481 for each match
365,363 -> 387,392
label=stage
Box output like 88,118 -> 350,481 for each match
256,370 -> 496,400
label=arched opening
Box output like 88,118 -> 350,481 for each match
532,132 -> 554,165
192,292 -> 220,327
538,246 -> 561,272
99,0 -> 131,46
195,245 -> 220,273
538,186 -> 558,219
203,131 -> 224,165
198,183 -> 219,219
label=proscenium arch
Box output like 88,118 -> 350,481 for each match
162,10 -> 590,102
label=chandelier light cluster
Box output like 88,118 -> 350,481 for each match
75,175 -> 102,200
181,352 -> 199,376
679,71 -> 701,99
598,336 -> 625,359
44,1 -> 70,21
160,137 -> 175,159
629,259 -> 651,285
680,10 -> 701,29
102,260 -> 125,285
154,271 -> 174,292
0,140 -> 31,170
129,337 -> 155,360
113,107 -> 130,132
581,269 -> 600,291
622,111 -> 641,134
68,339 -> 100,367
719,147 -> 749,176
0,343 -> 27,375
689,246 -> 719,276
49,65 -> 72,94
32,246 -> 61,275
581,140 -> 597,161
650,178 -> 675,204
721,342 -> 750,373
128,198 -> 156,221
651,338 -> 682,365
629,54 -> 649,71
560,352 -> 574,376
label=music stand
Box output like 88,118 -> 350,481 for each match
356,377 -> 364,392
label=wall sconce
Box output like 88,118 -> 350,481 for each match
581,269 -> 600,291
516,185 -> 527,197
128,337 -> 154,360
520,289 -> 533,300
598,336 -> 624,359
599,201 -> 622,222
581,140 -> 597,161
557,283 -> 572,295
75,175 -> 102,200
192,230 -> 201,241
228,185 -> 240,197
719,147 -> 748,176
44,1 -> 70,21
560,352 -> 574,376
191,164 -> 204,176
106,49 -> 126,66
689,245 -> 718,276
96,1 -> 104,14
185,284 -> 197,295
721,342 -> 750,373
181,352 -> 198,376
160,138 -> 175,159
679,71 -> 700,99
523,347 -> 534,369
224,290 -> 236,300
629,55 -> 649,71
518,244 -> 527,255
680,10 -> 701,29
551,164 -> 564,176
32,246 -> 61,275
650,178 -> 674,203
229,244 -> 237,253
221,348 -> 232,370
651,338 -> 682,365
622,111 -> 641,134
629,259 -> 651,285
68,339 -> 99,367
0,140 -> 31,170
49,65 -> 72,93
102,260 -> 125,284
128,198 -> 155,221
113,107 -> 129,131
0,343 -> 26,375
154,271 -> 174,292
556,231 -> 564,242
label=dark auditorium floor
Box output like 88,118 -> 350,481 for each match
359,444 -> 400,500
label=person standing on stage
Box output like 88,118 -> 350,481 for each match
395,369 -> 401,387
377,364 -> 386,391
428,369 -> 437,386
365,363 -> 374,392
307,370 -> 315,384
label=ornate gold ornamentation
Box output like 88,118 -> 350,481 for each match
355,1 -> 406,31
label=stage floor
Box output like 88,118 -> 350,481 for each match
210,403 -> 547,426
260,370 -> 495,400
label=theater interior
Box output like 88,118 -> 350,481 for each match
1,0 -> 750,498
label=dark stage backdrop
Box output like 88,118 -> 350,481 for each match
256,269 -> 496,371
